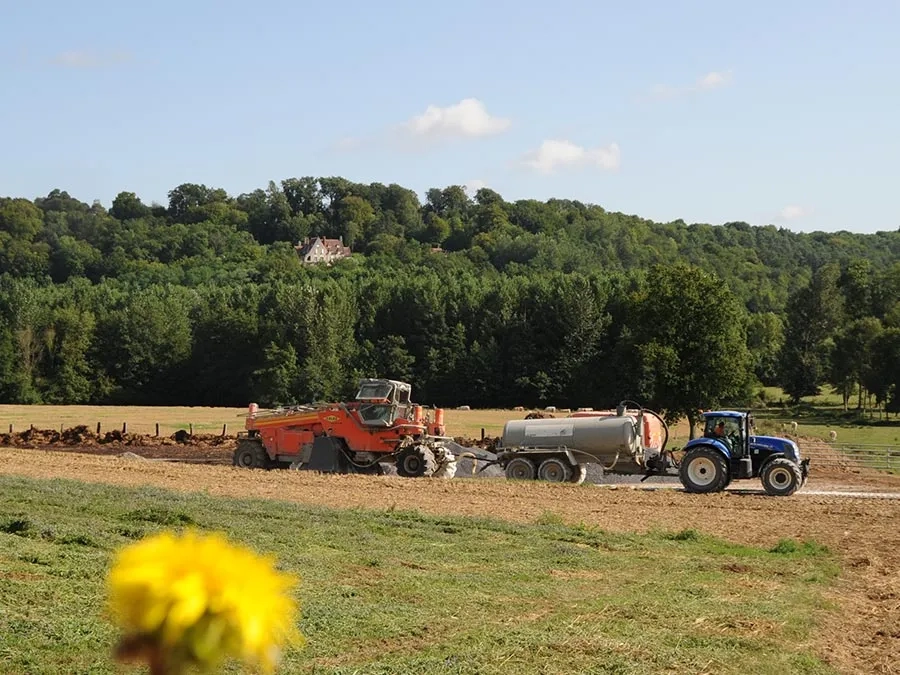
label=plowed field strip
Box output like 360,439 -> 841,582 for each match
0,447 -> 897,674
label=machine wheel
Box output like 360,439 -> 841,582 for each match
760,458 -> 803,496
505,457 -> 537,480
232,439 -> 269,469
396,445 -> 437,478
568,464 -> 588,485
679,447 -> 729,493
537,458 -> 573,482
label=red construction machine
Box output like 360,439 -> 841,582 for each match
232,378 -> 458,477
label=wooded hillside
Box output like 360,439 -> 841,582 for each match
1,178 -> 898,422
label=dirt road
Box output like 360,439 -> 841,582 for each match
0,447 -> 897,674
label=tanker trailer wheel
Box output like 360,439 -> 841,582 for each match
505,457 -> 537,481
396,445 -> 437,478
760,458 -> 803,496
537,458 -> 573,483
233,439 -> 269,470
679,447 -> 728,493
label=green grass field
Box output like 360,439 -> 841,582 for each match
0,475 -> 840,674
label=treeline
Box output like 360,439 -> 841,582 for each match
0,179 -> 898,421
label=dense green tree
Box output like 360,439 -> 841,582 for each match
626,263 -> 752,435
779,263 -> 845,402
0,176 -> 898,412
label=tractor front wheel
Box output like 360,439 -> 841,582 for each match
679,447 -> 729,493
760,458 -> 803,496
396,445 -> 438,478
233,439 -> 269,469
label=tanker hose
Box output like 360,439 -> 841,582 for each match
564,447 -> 620,472
617,400 -> 644,416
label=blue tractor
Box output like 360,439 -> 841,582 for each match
679,411 -> 810,496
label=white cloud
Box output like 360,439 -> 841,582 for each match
463,179 -> 488,195
648,70 -> 733,100
697,70 -> 732,89
522,140 -> 621,174
779,205 -> 809,220
49,50 -> 132,68
402,98 -> 511,138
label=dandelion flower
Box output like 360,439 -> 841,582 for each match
106,529 -> 302,674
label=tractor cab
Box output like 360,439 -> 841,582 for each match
354,378 -> 412,427
701,411 -> 749,456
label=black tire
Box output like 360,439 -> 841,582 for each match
760,458 -> 803,496
537,458 -> 573,482
232,439 -> 269,469
505,457 -> 537,480
396,445 -> 437,477
679,446 -> 729,493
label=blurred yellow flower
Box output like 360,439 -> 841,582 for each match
106,529 -> 302,674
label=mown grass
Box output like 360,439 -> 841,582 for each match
753,385 -> 900,446
0,475 -> 840,674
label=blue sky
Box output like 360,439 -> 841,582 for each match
1,1 -> 898,233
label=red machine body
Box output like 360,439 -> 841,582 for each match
234,379 -> 455,478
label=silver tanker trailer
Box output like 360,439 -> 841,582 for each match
495,402 -> 671,485
492,402 -> 809,496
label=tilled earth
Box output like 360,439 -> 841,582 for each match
0,446 -> 898,674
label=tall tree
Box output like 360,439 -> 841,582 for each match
626,263 -> 752,435
779,263 -> 845,402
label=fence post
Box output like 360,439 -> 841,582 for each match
222,424 -> 227,437
122,422 -> 127,434
189,423 -> 193,437
155,423 -> 160,437
97,422 -> 101,435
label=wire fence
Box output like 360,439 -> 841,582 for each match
803,443 -> 899,472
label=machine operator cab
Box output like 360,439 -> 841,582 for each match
354,378 -> 412,427
702,411 -> 751,456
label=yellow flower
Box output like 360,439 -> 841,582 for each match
106,529 -> 302,674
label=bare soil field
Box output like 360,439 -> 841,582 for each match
0,446 -> 897,674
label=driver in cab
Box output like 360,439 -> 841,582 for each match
709,420 -> 733,451
713,421 -> 726,439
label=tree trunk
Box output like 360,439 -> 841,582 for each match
686,410 -> 697,440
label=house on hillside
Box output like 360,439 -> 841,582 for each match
295,236 -> 352,264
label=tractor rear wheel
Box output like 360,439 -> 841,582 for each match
233,439 -> 269,469
537,458 -> 572,482
679,446 -> 728,493
760,458 -> 803,496
396,445 -> 438,478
